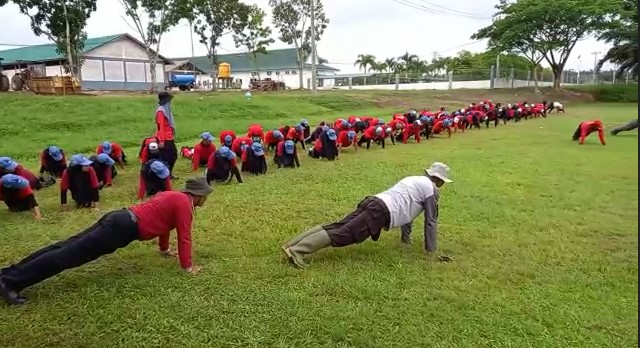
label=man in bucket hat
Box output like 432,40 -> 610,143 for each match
282,162 -> 452,268
0,177 -> 213,305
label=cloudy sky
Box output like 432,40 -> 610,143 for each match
0,0 -> 612,73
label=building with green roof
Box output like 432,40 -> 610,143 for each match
0,33 -> 172,91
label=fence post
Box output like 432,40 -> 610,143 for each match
526,70 -> 531,87
612,71 -> 616,84
509,68 -> 515,88
489,65 -> 495,89
626,71 -> 630,84
447,71 -> 453,90
395,73 -> 399,91
348,76 -> 353,90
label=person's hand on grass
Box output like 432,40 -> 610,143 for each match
160,249 -> 177,258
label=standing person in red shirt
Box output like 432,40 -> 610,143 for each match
0,157 -> 41,190
219,130 -> 236,148
191,132 -> 217,171
572,120 -> 606,145
60,155 -> 100,210
0,174 -> 42,220
155,92 -> 178,177
138,160 -> 172,200
0,177 -> 213,305
96,141 -> 126,169
337,130 -> 358,153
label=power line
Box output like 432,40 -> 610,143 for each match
414,0 -> 489,18
390,0 -> 492,20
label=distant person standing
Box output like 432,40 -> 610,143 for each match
155,92 -> 178,177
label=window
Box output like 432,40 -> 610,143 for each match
285,70 -> 290,75
275,71 -> 280,75
251,72 -> 258,76
291,70 -> 297,75
266,71 -> 272,76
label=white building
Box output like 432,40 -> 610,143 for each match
175,48 -> 340,90
0,33 -> 171,91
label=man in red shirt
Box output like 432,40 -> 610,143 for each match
0,174 -> 42,220
572,120 -> 606,145
191,132 -> 217,171
155,92 -> 178,176
0,177 -> 213,305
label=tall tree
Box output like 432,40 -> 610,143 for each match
384,58 -> 397,73
121,0 -> 190,92
597,0 -> 638,77
354,54 -> 376,73
474,0 -> 619,89
13,0 -> 97,78
232,4 -> 274,80
192,0 -> 250,91
270,0 -> 329,89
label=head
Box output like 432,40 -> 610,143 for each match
295,124 -> 304,134
148,142 -> 160,154
341,119 -> 349,128
0,173 -> 29,190
0,156 -> 19,173
414,120 -> 422,127
251,135 -> 262,143
347,131 -> 356,141
48,146 -> 63,161
101,141 -> 113,155
385,127 -> 392,135
182,177 -> 213,207
150,160 -> 170,180
409,110 -> 417,117
375,127 -> 383,137
397,121 -> 406,130
273,130 -> 283,140
321,125 -> 330,133
218,147 -> 236,161
224,135 -> 233,146
251,142 -> 265,156
96,153 -> 116,167
158,91 -> 173,105
284,140 -> 295,154
355,117 -> 361,123
326,129 -> 337,142
200,132 -> 214,145
300,119 -> 309,127
70,154 -> 93,171
425,162 -> 452,188
240,143 -> 249,152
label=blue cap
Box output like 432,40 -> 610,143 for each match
377,119 -> 384,125
347,131 -> 356,140
224,135 -> 233,145
284,140 -> 295,155
273,130 -> 283,139
240,143 -> 249,152
101,141 -> 112,155
48,146 -> 63,161
96,153 -> 115,166
375,127 -> 383,136
251,142 -> 265,156
327,129 -> 337,141
444,119 -> 453,127
419,116 -> 428,122
218,146 -> 235,160
300,119 -> 309,126
341,119 -> 349,127
200,132 -> 214,141
0,156 -> 18,172
295,124 -> 303,133
321,125 -> 330,133
70,154 -> 92,167
150,160 -> 170,179
0,173 -> 29,189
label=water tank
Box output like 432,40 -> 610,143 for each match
218,63 -> 231,78
171,73 -> 196,84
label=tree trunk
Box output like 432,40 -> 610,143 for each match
149,53 -> 157,93
62,1 -> 75,77
212,65 -> 218,91
551,65 -> 563,90
532,65 -> 541,94
297,50 -> 304,90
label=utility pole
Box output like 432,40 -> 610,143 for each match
189,20 -> 195,58
310,0 -> 318,94
496,54 -> 500,79
591,51 -> 601,83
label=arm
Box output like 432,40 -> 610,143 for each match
191,146 -> 201,171
104,167 -> 113,186
156,112 -> 168,146
165,177 -> 173,191
422,195 -> 439,252
39,152 -> 46,174
137,174 -> 146,200
381,138 -> 386,149
228,158 -> 243,183
598,129 -> 606,145
294,150 -> 301,167
175,203 -> 194,269
88,168 -> 100,206
60,170 -> 69,205
579,124 -> 588,144
389,133 -> 395,145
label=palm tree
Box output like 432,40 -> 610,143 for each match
597,0 -> 638,77
354,54 -> 377,73
398,52 -> 419,80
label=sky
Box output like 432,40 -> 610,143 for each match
0,0 -> 613,74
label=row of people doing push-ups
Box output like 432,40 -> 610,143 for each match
0,98 -> 566,220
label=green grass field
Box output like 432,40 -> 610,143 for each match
0,90 -> 637,347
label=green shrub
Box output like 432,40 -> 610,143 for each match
567,84 -> 639,102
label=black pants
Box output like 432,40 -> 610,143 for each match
612,119 -> 638,134
161,140 -> 178,173
0,210 -> 139,292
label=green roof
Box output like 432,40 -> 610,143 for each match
176,48 -> 339,73
0,33 -> 171,66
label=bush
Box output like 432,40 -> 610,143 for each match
567,84 -> 639,102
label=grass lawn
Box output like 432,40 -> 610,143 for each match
0,91 -> 637,347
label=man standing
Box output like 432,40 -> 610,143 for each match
155,92 -> 178,177
0,177 -> 213,305
282,162 -> 452,268
610,119 -> 638,136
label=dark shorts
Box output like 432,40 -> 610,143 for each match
323,196 -> 391,247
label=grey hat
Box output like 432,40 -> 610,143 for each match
182,177 -> 213,196
425,162 -> 452,183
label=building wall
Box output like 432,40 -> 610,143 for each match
328,79 -> 556,91
192,68 -> 336,90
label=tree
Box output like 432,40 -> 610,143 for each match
597,0 -> 638,76
354,54 -> 376,73
270,0 -> 329,89
473,0 -> 619,89
192,0 -> 249,91
121,0 -> 190,92
384,58 -> 397,73
232,4 -> 274,80
13,0 -> 97,77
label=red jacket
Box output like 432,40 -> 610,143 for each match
337,131 -> 356,147
579,120 -> 606,145
139,137 -> 158,163
130,191 -> 194,268
207,153 -> 238,170
219,130 -> 237,146
232,136 -> 252,155
0,185 -> 33,201
246,124 -> 264,141
363,126 -> 381,139
155,110 -> 174,142
286,127 -> 303,141
403,124 -> 421,143
264,130 -> 281,146
13,165 -> 39,189
60,167 -> 99,192
191,142 -> 217,170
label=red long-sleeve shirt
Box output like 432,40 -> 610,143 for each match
60,167 -> 99,191
130,191 -> 194,268
246,124 -> 264,141
286,128 -> 303,141
231,136 -> 252,155
579,121 -> 606,145
219,130 -> 237,146
0,185 -> 33,200
403,125 -> 421,143
155,110 -> 175,142
191,142 -> 216,170
13,165 -> 39,189
137,175 -> 172,200
337,131 -> 356,147
96,142 -> 124,159
40,152 -> 67,169
206,154 -> 238,170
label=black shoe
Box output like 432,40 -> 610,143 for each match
0,278 -> 26,305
